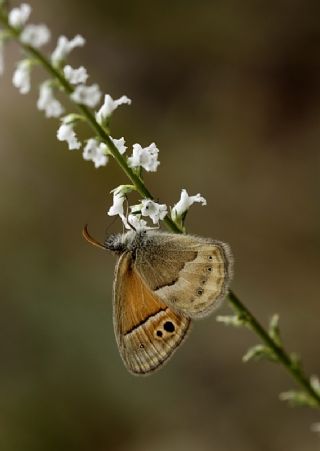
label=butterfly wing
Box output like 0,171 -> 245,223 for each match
113,252 -> 190,375
135,232 -> 233,319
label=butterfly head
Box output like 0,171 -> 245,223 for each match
83,225 -> 151,256
104,233 -> 128,254
82,225 -> 131,254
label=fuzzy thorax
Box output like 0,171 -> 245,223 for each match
104,230 -> 148,255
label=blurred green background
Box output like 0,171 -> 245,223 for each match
1,1 -> 320,450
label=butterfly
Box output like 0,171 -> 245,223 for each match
83,226 -> 233,375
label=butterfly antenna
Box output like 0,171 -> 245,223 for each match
122,199 -> 128,234
82,225 -> 106,251
104,216 -> 118,236
123,197 -> 136,231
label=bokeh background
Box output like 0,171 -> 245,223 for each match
1,1 -> 320,450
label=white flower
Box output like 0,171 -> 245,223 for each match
83,139 -> 108,168
107,191 -> 166,228
63,65 -> 88,85
57,122 -> 81,150
12,59 -> 31,94
8,3 -> 31,28
37,82 -> 64,118
96,94 -> 131,125
172,189 -> 207,219
127,143 -> 160,172
20,24 -> 51,48
107,187 -> 126,219
70,84 -> 101,108
51,35 -> 85,64
140,199 -> 167,224
125,214 -> 149,231
110,136 -> 127,155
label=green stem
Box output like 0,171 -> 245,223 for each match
1,8 -> 319,408
229,291 -> 320,407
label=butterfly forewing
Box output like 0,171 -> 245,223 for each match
134,232 -> 233,319
113,252 -> 190,375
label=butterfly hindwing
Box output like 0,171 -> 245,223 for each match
113,252 -> 190,375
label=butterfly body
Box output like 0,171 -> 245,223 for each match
102,230 -> 233,375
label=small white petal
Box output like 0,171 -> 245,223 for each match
37,82 -> 64,118
108,188 -> 126,217
63,65 -> 88,85
96,94 -> 131,125
57,123 -> 81,150
83,139 -> 108,168
20,24 -> 51,48
127,143 -> 160,172
51,34 -> 85,64
125,214 -> 150,231
140,199 -> 167,224
172,189 -> 207,218
110,136 -> 127,155
70,84 -> 102,108
12,59 -> 31,94
9,3 -> 31,28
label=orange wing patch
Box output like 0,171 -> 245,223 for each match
113,253 -> 190,374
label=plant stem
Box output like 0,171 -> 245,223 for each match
229,291 -> 320,407
1,8 -> 319,408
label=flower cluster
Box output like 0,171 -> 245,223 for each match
0,1 -> 207,231
107,187 -> 206,229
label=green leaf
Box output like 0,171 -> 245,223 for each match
170,208 -> 185,233
242,344 -> 278,363
290,353 -> 302,371
110,184 -> 135,193
279,390 -> 318,408
61,113 -> 86,124
216,314 -> 247,328
131,166 -> 142,178
310,375 -> 320,396
269,314 -> 282,346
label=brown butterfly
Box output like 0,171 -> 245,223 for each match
83,226 -> 233,375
